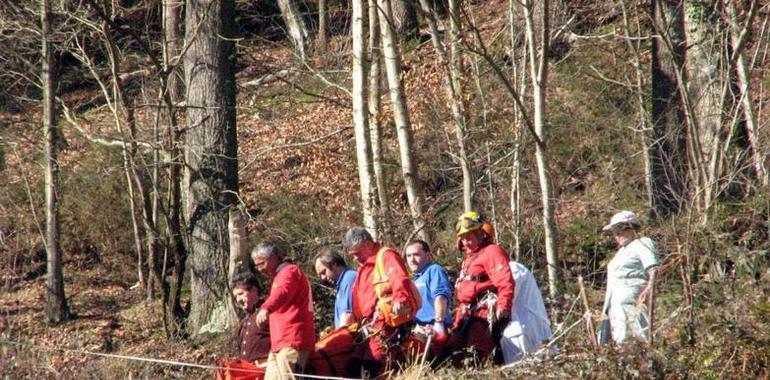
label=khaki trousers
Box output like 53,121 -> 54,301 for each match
264,347 -> 309,380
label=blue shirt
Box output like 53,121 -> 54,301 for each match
413,262 -> 453,325
334,267 -> 357,328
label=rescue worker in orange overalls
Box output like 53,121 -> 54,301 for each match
446,211 -> 515,365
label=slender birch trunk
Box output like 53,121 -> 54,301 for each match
317,0 -> 327,51
277,0 -> 310,61
377,0 -> 428,240
353,0 -> 379,238
42,0 -> 71,323
727,0 -> 768,187
523,0 -> 560,299
368,0 -> 389,239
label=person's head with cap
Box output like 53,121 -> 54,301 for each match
455,211 -> 493,254
602,210 -> 640,245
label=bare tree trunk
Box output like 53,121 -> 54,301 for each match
162,0 -> 188,339
390,0 -> 418,37
277,0 -> 310,61
42,0 -> 71,324
509,0 -> 526,262
684,0 -> 723,209
418,0 -> 474,211
163,0 -> 184,102
368,0 -> 389,240
728,0 -> 767,187
353,0 -> 379,238
522,0 -> 560,299
377,0 -> 428,240
651,0 -> 688,219
184,0 -> 239,335
317,0 -> 327,51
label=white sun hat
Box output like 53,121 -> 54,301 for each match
602,210 -> 641,232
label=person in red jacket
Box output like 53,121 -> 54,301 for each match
252,241 -> 316,380
448,211 -> 515,365
344,226 -> 417,378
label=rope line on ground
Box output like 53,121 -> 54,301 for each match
0,339 -> 359,380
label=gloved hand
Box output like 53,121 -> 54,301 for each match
432,321 -> 446,335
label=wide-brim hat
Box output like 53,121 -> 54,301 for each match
602,210 -> 641,232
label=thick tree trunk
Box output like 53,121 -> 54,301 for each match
377,0 -> 428,241
390,0 -> 418,37
277,0 -> 310,61
42,0 -> 71,324
368,0 -> 389,240
184,0 -> 239,335
651,0 -> 688,219
352,0 -> 379,238
684,0 -> 723,208
523,0 -> 560,300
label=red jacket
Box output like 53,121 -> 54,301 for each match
455,243 -> 515,316
261,263 -> 316,352
352,245 -> 412,321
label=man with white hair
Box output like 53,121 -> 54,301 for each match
600,210 -> 659,344
252,241 -> 316,380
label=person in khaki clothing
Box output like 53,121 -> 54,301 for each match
253,241 -> 316,380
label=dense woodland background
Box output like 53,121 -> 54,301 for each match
1,0 -> 770,378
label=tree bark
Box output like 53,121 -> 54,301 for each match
390,0 -> 418,37
42,0 -> 71,324
162,0 -> 188,338
651,0 -> 688,219
184,0 -> 239,335
353,0 -> 379,239
277,0 -> 310,61
377,0 -> 428,241
727,0 -> 767,187
317,0 -> 327,51
368,0 -> 389,240
684,0 -> 723,208
163,0 -> 184,102
523,0 -> 560,300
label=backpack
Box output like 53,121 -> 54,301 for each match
372,247 -> 422,327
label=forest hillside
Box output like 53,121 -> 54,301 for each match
1,0 -> 770,378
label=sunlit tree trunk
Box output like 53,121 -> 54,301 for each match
352,0 -> 379,238
377,0 -> 428,240
277,0 -> 310,61
368,0 -> 389,240
184,0 -> 239,335
727,0 -> 767,187
522,0 -> 560,299
317,0 -> 327,51
42,0 -> 71,324
684,0 -> 723,210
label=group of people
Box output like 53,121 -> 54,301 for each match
220,210 -> 659,379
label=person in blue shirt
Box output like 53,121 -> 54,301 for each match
404,240 -> 452,339
314,248 -> 357,328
